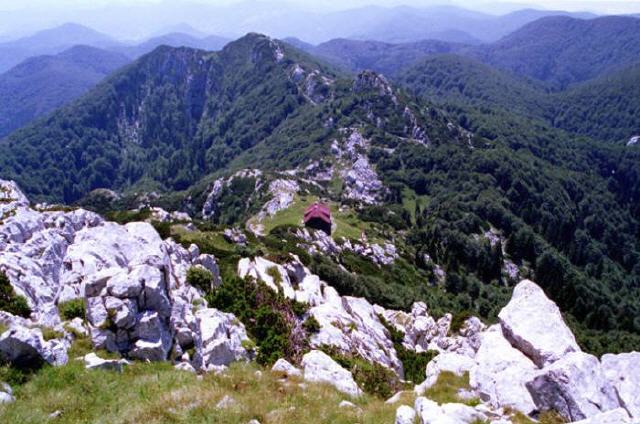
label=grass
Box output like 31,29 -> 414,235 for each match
250,194 -> 373,242
401,187 -> 429,225
423,371 -> 480,406
0,361 -> 398,424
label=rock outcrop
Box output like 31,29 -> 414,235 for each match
601,352 -> 640,418
0,325 -> 68,366
526,352 -> 621,421
301,350 -> 362,397
192,308 -> 251,372
0,180 -> 242,370
498,279 -> 580,368
469,325 -> 537,414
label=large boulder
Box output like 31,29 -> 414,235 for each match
414,397 -> 486,424
526,352 -> 620,421
498,280 -> 580,368
571,408 -> 633,424
0,325 -> 68,366
192,308 -> 251,371
415,352 -> 474,394
395,405 -> 416,424
601,352 -> 640,418
469,325 -> 537,415
301,350 -> 362,397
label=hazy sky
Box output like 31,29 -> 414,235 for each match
0,0 -> 639,14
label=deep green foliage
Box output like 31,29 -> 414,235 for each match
206,275 -> 306,365
0,272 -> 31,318
302,315 -> 321,334
57,298 -> 86,321
379,315 -> 437,384
0,45 -> 131,138
320,346 -> 402,398
186,266 -> 215,293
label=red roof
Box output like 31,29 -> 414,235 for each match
304,203 -> 331,224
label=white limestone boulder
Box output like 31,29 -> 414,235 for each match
395,405 -> 416,424
0,325 -> 68,366
526,351 -> 620,421
601,352 -> 640,418
272,358 -> 302,377
301,350 -> 362,397
415,352 -> 474,394
0,382 -> 14,404
470,325 -> 537,415
571,408 -> 632,424
83,352 -> 130,372
498,280 -> 580,368
192,308 -> 251,372
414,397 -> 486,424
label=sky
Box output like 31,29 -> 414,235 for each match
0,0 -> 639,14
0,0 -> 638,42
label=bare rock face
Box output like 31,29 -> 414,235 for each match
414,397 -> 487,424
469,325 -> 537,415
0,179 -> 243,369
414,352 -> 475,394
526,352 -> 620,421
395,404 -> 416,424
192,308 -> 251,372
498,280 -> 580,368
0,326 -> 68,366
301,350 -> 362,397
571,408 -> 633,424
601,352 -> 640,419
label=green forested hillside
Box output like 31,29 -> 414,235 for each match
475,15 -> 640,89
399,54 -> 640,144
0,45 -> 131,138
0,34 -> 338,201
1,33 -> 640,353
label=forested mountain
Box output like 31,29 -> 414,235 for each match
295,38 -> 467,77
475,15 -> 640,89
1,33 -> 640,356
114,32 -> 230,58
398,54 -> 640,143
0,23 -> 116,73
0,45 -> 130,138
554,63 -> 640,143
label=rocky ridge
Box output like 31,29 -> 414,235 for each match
0,179 -> 639,423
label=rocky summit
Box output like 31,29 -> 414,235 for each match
0,179 -> 638,423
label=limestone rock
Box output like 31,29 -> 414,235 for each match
83,352 -> 129,372
601,352 -> 640,418
395,405 -> 416,424
0,382 -> 14,404
301,350 -> 362,397
571,408 -> 632,424
526,352 -> 620,421
498,280 -> 580,368
414,397 -> 485,424
415,352 -> 474,394
193,308 -> 251,372
470,325 -> 537,415
0,325 -> 68,366
272,358 -> 302,378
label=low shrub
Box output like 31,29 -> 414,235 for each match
186,266 -> 215,293
319,346 -> 402,398
58,298 -> 86,321
450,310 -> 473,334
303,315 -> 321,334
0,271 -> 31,318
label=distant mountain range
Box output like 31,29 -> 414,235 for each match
475,15 -> 640,89
0,23 -> 117,73
0,45 -> 130,138
0,3 -> 600,46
